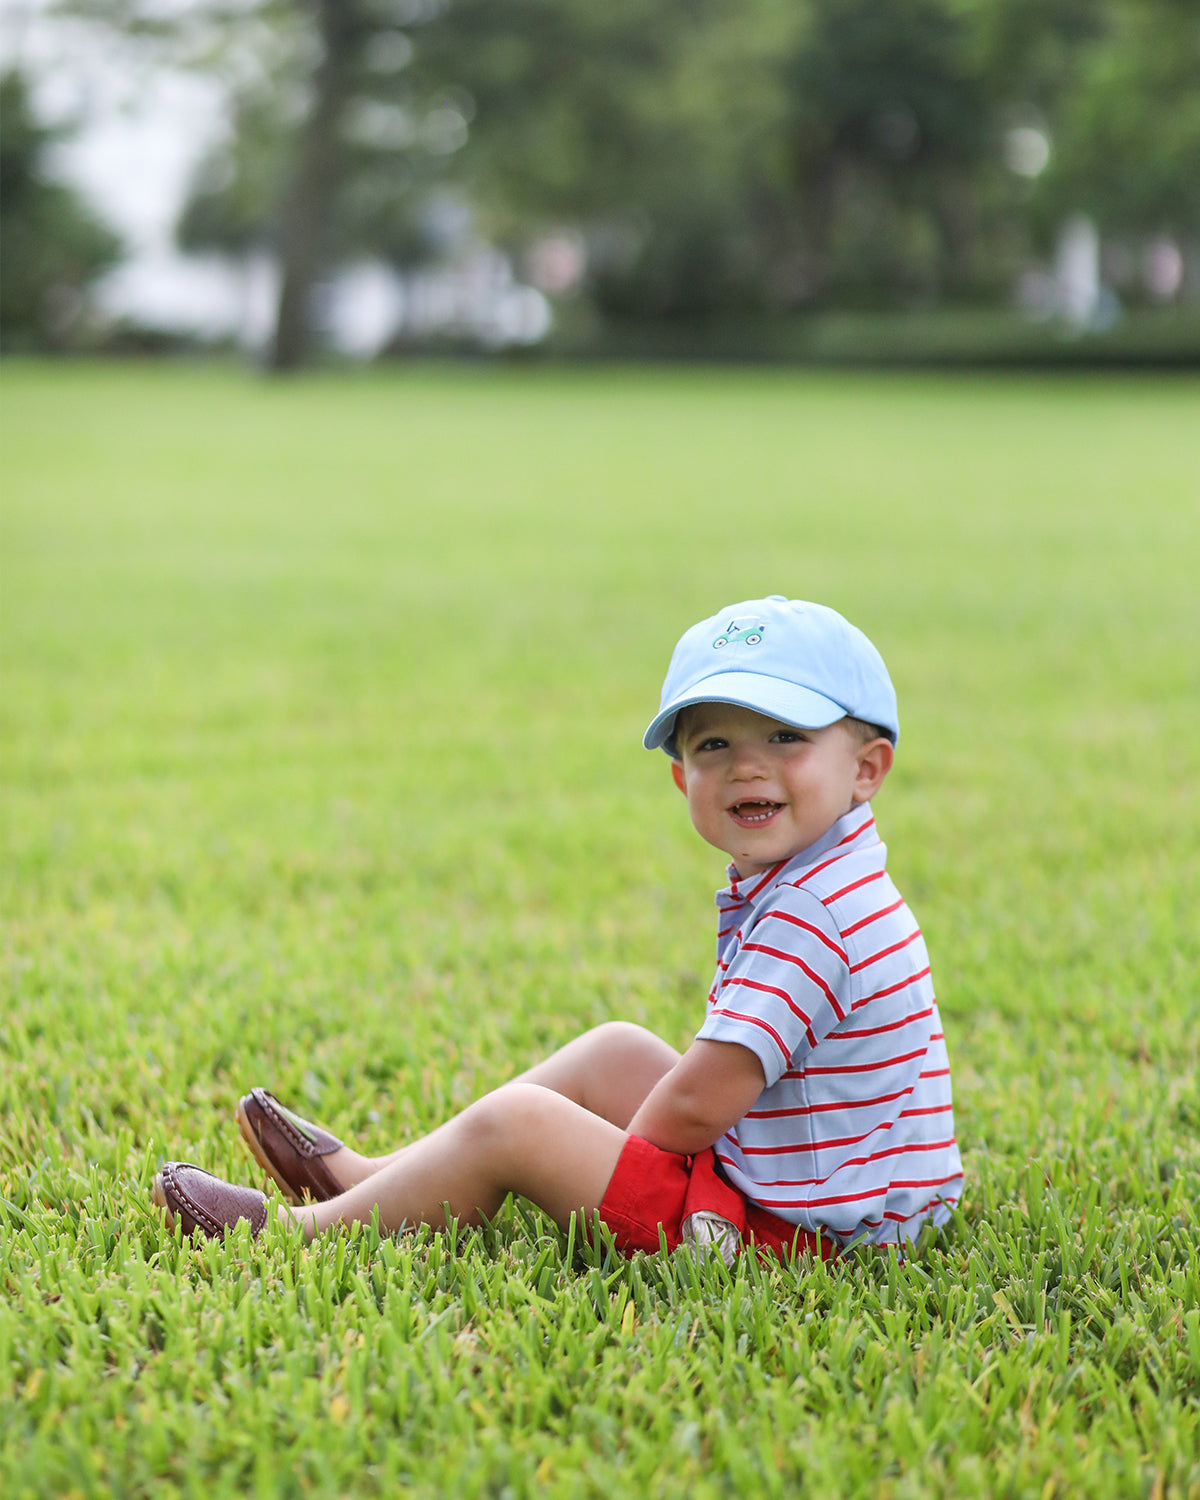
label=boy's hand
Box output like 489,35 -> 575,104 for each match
626,1039 -> 765,1156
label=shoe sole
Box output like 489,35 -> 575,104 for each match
150,1172 -> 173,1226
236,1097 -> 303,1206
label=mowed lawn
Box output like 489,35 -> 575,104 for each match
2,361 -> 1198,1499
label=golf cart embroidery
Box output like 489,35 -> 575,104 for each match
712,619 -> 766,649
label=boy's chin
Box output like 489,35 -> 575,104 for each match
727,846 -> 794,878
725,830 -> 827,877
702,828 -> 809,877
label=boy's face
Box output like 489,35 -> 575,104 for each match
671,703 -> 893,878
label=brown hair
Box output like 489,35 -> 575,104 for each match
843,716 -> 892,745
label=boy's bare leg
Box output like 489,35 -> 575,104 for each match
513,1021 -> 681,1126
316,1022 -> 679,1191
285,1082 -> 627,1241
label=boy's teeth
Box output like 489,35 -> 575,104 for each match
736,801 -> 780,822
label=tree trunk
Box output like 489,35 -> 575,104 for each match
268,0 -> 357,371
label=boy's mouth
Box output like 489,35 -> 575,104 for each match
728,800 -> 783,826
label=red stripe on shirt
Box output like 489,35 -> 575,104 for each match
740,1160 -> 960,1209
841,897 -> 905,937
886,1168 -> 962,1192
821,869 -> 885,904
831,1005 -> 934,1040
720,975 -> 818,1048
805,1044 -> 928,1076
759,908 -> 848,963
729,1136 -> 957,1179
835,815 -> 875,846
848,926 -> 922,974
861,1198 -> 960,1231
749,1184 -> 887,1210
877,1186 -> 961,1224
711,1006 -> 790,1062
739,942 -> 843,1015
851,966 -> 931,1010
746,1085 -> 915,1119
794,851 -> 854,887
735,1120 -> 894,1156
745,861 -> 787,902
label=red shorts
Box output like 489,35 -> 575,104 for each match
597,1134 -> 835,1263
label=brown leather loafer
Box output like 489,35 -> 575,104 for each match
152,1162 -> 268,1241
236,1088 -> 345,1205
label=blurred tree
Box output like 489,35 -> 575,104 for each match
484,0 -> 1021,313
405,0 -> 787,317
766,0 -> 997,306
69,0 -> 740,359
65,0 -> 404,368
173,0 -> 741,336
421,0 -> 1030,314
71,0 -> 715,360
0,70 -> 123,351
1036,0 -> 1200,241
175,5 -> 473,312
54,0 -> 1200,355
438,0 -> 1200,313
269,0 -> 357,368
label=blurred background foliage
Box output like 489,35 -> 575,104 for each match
0,69 -> 123,350
4,0 -> 1199,364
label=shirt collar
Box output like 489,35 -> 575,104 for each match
716,802 -> 879,913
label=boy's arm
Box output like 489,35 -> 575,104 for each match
625,1039 -> 765,1156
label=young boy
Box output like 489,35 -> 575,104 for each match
153,596 -> 962,1259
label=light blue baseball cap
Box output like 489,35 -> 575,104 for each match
644,596 -> 899,754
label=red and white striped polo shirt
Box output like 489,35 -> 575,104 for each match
696,802 -> 963,1248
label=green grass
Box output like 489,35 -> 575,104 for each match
2,360 -> 1198,1499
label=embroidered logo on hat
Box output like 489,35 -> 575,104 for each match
712,619 -> 766,649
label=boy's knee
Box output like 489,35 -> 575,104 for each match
589,1021 -> 661,1057
459,1083 -> 558,1161
590,1020 -> 643,1050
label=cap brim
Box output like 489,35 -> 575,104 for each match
643,671 -> 848,751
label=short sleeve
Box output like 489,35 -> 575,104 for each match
696,884 -> 851,1088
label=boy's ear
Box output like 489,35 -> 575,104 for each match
670,759 -> 687,795
852,738 -> 894,804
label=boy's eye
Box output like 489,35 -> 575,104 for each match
772,730 -> 805,743
695,737 -> 728,752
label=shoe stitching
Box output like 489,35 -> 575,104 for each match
260,1093 -> 328,1157
164,1164 -> 223,1238
164,1164 -> 264,1240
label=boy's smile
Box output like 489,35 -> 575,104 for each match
729,800 -> 784,826
671,703 -> 893,878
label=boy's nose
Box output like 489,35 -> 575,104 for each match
729,743 -> 768,779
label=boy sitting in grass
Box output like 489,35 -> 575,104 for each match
154,596 -> 963,1260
